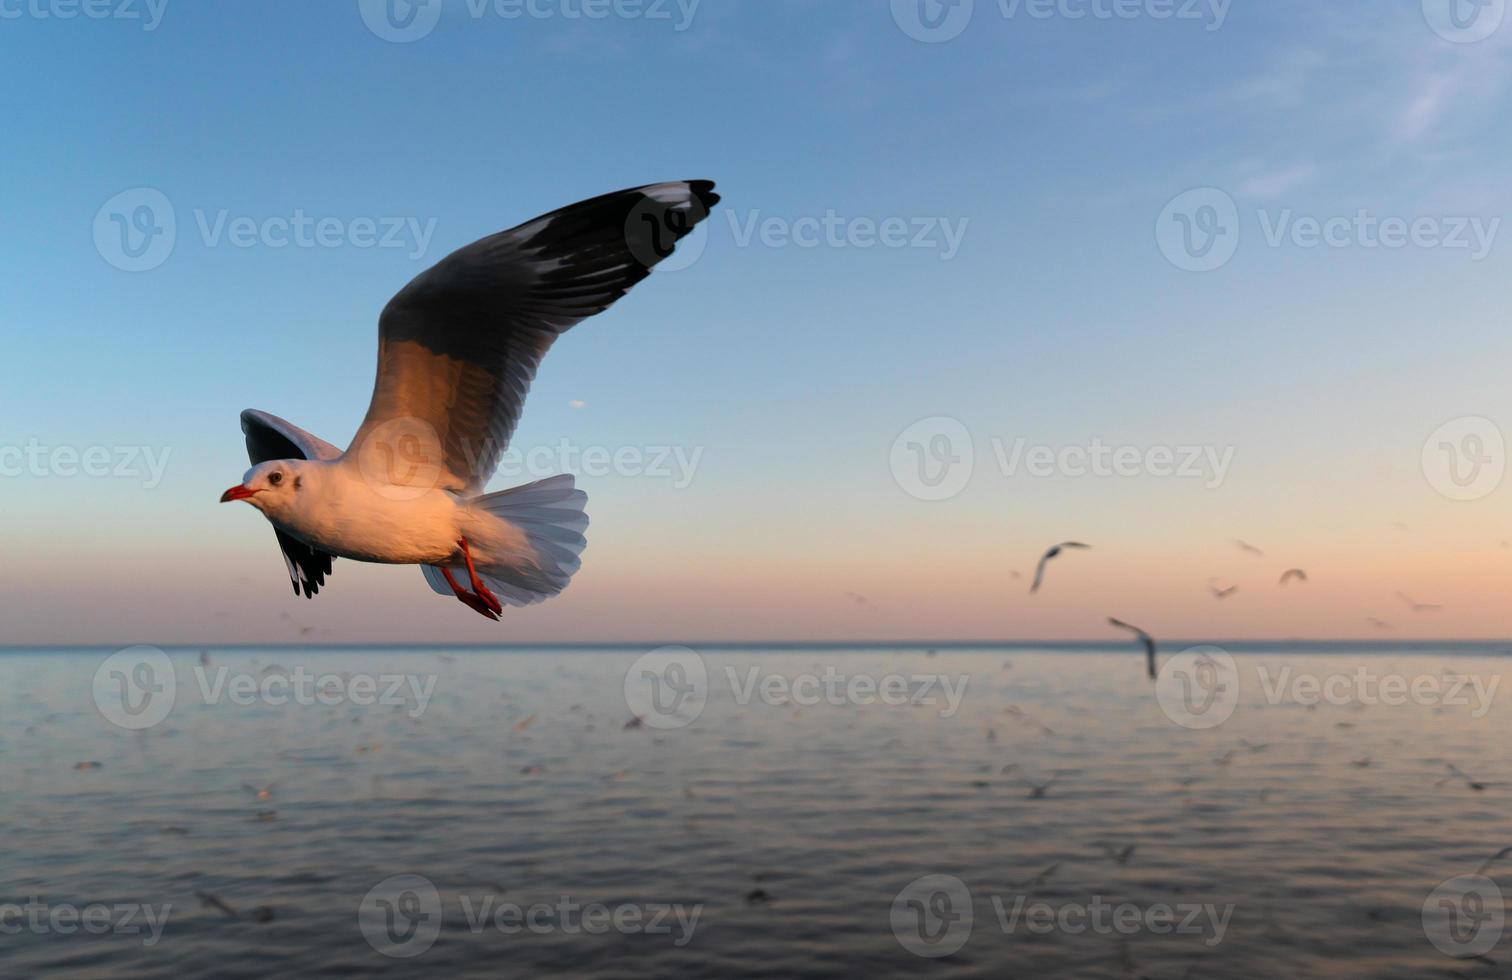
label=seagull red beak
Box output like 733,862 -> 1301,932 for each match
220,485 -> 259,503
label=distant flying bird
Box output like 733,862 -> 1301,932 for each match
1396,591 -> 1444,612
1096,843 -> 1137,865
1365,617 -> 1392,631
1107,618 -> 1157,679
1233,540 -> 1265,557
843,591 -> 876,611
1003,705 -> 1055,736
1008,862 -> 1060,888
1024,776 -> 1058,799
1279,569 -> 1308,586
1209,582 -> 1239,600
1475,846 -> 1512,875
220,182 -> 719,620
1030,542 -> 1090,593
196,891 -> 239,920
1442,763 -> 1491,792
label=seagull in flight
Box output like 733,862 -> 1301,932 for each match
1030,542 -> 1090,594
1107,618 -> 1157,679
1209,581 -> 1239,600
1279,569 -> 1308,586
220,182 -> 719,620
1233,539 -> 1265,557
1396,591 -> 1444,613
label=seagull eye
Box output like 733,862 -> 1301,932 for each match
268,472 -> 284,487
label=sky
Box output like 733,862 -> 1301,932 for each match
3,0 -> 1512,645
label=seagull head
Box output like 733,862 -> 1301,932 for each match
221,460 -> 313,517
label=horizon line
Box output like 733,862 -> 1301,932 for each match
3,638 -> 1511,652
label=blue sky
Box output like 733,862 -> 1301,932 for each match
4,0 -> 1512,644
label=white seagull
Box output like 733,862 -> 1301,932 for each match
221,181 -> 720,620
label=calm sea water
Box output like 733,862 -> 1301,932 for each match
4,643 -> 1512,978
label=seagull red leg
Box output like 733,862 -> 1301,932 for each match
458,538 -> 503,616
439,566 -> 500,621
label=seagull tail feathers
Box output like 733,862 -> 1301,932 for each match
420,475 -> 589,607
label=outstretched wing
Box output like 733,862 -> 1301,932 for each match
240,410 -> 340,599
347,181 -> 720,495
1030,552 -> 1051,593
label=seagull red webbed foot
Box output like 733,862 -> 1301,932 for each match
439,547 -> 501,622
458,538 -> 503,616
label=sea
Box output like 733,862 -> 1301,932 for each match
3,642 -> 1511,978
